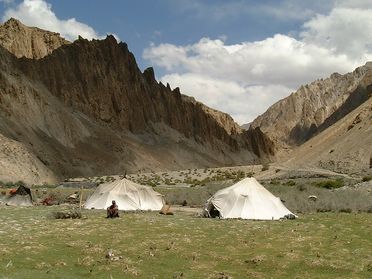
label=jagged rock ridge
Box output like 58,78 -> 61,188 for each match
0,20 -> 273,184
18,36 -> 246,148
284,98 -> 372,174
0,18 -> 70,59
251,63 -> 372,147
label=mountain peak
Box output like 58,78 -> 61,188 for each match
251,62 -> 372,148
0,18 -> 70,59
105,34 -> 117,43
3,17 -> 24,27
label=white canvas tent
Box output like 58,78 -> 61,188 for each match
85,178 -> 164,211
5,185 -> 33,207
204,177 -> 296,220
5,195 -> 33,206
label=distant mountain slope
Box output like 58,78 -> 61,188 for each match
0,20 -> 273,184
18,35 -> 247,148
0,18 -> 70,59
0,133 -> 57,185
284,97 -> 372,175
241,123 -> 251,130
251,63 -> 372,148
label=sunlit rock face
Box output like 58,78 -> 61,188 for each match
0,20 -> 274,183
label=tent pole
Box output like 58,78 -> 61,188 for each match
79,186 -> 84,209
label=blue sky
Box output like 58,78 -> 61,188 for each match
1,0 -> 371,123
26,1 -> 320,64
1,0 -> 330,70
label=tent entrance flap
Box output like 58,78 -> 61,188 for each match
209,204 -> 220,218
203,202 -> 221,218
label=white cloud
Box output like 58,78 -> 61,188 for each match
144,2 -> 372,124
145,35 -> 355,89
144,35 -> 358,123
301,7 -> 372,59
2,0 -> 101,41
161,73 -> 292,124
336,0 -> 372,9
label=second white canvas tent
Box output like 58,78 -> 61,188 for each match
85,178 -> 164,211
204,177 -> 295,220
5,185 -> 33,207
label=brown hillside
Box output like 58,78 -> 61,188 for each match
284,98 -> 372,175
0,21 -> 273,184
251,63 -> 372,148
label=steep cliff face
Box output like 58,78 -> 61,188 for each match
18,35 -> 273,153
184,95 -> 243,136
0,18 -> 70,59
0,21 -> 273,183
285,98 -> 372,174
251,63 -> 372,147
0,133 -> 58,185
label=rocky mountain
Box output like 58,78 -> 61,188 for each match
251,63 -> 372,174
0,133 -> 58,184
284,97 -> 372,175
251,63 -> 372,148
0,19 -> 273,184
241,123 -> 251,130
0,18 -> 70,59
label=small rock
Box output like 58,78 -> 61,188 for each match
106,249 -> 114,259
173,272 -> 184,278
6,260 -> 12,268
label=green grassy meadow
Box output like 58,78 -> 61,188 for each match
0,206 -> 371,279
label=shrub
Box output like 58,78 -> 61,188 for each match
270,180 -> 280,185
4,180 -> 26,188
105,176 -> 115,182
53,210 -> 82,219
164,179 -> 175,185
317,206 -> 332,213
236,170 -> 246,179
315,179 -> 344,189
5,182 -> 14,187
362,176 -> 372,182
296,184 -> 306,192
145,180 -> 158,187
261,162 -> 269,171
223,171 -> 234,180
285,180 -> 296,186
200,177 -> 211,185
183,177 -> 193,185
339,208 -> 352,213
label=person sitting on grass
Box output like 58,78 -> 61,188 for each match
107,200 -> 119,218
